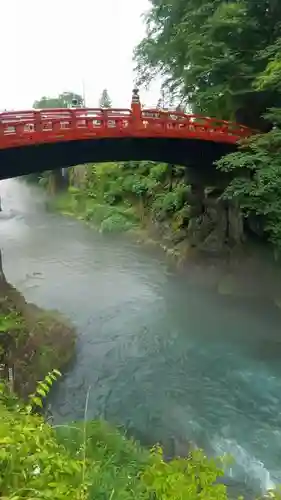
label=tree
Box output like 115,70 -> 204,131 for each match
134,0 -> 281,127
33,92 -> 83,109
134,1 -> 281,250
31,91 -> 83,187
99,89 -> 112,108
217,38 -> 281,248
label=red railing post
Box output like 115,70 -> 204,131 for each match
34,110 -> 42,134
131,88 -> 142,129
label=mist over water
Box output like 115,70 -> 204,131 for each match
1,178 -> 281,495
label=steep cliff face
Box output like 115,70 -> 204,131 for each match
187,190 -> 244,254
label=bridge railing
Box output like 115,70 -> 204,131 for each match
140,109 -> 252,138
0,106 -> 253,149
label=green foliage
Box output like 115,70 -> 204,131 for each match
135,0 -> 281,120
68,186 -> 81,195
26,369 -> 61,413
84,163 -> 124,203
34,92 -> 84,109
53,160 -> 191,237
0,374 -> 234,500
152,185 -> 189,219
217,108 -> 281,248
57,422 -> 231,500
84,203 -> 136,227
0,310 -> 22,359
56,419 -> 149,500
255,38 -> 281,92
100,213 -> 135,233
0,291 -> 76,401
122,174 -> 159,198
149,162 -> 170,181
0,310 -> 22,333
215,27 -> 281,250
142,445 -> 227,500
99,89 -> 112,108
2,371 -> 281,500
134,0 -> 281,251
0,371 -> 86,500
49,192 -> 75,214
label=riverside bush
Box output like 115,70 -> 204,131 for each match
0,373 -> 88,500
0,374 -> 235,500
152,185 -> 189,220
99,213 -> 135,233
2,374 -> 281,500
44,161 -> 192,242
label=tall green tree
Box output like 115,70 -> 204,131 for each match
217,37 -> 281,248
134,0 -> 281,126
33,92 -> 83,109
99,89 -> 112,108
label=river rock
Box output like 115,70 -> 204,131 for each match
228,200 -> 244,245
199,227 -> 225,254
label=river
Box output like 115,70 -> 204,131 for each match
1,178 -> 281,495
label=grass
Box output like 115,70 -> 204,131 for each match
55,419 -> 150,500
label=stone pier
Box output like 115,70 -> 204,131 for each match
185,166 -> 244,253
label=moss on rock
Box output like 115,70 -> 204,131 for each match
0,277 -> 76,399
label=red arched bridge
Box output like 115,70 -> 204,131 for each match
0,90 -> 253,180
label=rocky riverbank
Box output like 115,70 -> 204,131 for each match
0,252 -> 76,399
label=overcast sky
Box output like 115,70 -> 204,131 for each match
0,0 -> 161,110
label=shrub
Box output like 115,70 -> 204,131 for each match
152,185 -> 189,219
84,204 -> 117,224
4,375 -> 279,500
100,213 -> 134,233
141,445 -> 227,500
0,373 -> 87,500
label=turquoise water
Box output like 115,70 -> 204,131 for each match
1,178 -> 281,495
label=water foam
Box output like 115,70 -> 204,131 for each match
212,436 -> 276,494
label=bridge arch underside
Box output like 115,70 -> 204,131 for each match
0,137 -> 236,181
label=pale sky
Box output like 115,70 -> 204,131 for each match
0,0 -> 161,110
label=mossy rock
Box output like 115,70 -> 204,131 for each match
0,280 -> 76,399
